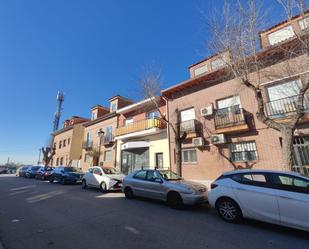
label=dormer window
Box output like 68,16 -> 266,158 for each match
299,16 -> 309,30
194,64 -> 208,77
91,112 -> 97,120
111,102 -> 117,112
211,58 -> 225,71
268,25 -> 295,45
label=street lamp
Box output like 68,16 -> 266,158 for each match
97,129 -> 105,166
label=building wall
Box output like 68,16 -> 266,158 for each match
81,116 -> 118,172
167,54 -> 309,186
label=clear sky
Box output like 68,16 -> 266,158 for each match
0,0 -> 286,165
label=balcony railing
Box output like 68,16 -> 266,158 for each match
82,141 -> 93,150
180,119 -> 199,135
265,93 -> 309,117
214,108 -> 246,129
101,135 -> 114,145
115,118 -> 166,137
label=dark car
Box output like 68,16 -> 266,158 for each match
49,166 -> 84,184
35,167 -> 54,180
18,166 -> 30,177
25,166 -> 41,178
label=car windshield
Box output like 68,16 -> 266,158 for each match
31,166 -> 40,170
159,170 -> 182,181
64,167 -> 80,172
102,168 -> 117,175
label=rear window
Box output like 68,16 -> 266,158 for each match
31,166 -> 41,170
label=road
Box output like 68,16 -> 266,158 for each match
0,175 -> 308,249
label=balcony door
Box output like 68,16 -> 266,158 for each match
266,80 -> 301,116
216,96 -> 241,126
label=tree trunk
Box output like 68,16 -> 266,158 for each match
174,109 -> 182,176
281,127 -> 294,171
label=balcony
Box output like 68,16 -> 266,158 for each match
82,141 -> 93,150
180,119 -> 200,138
214,108 -> 249,133
265,93 -> 309,123
101,135 -> 114,145
115,118 -> 166,138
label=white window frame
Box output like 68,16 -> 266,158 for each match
194,64 -> 208,76
299,16 -> 309,30
180,108 -> 195,122
268,25 -> 295,45
182,149 -> 197,164
230,141 -> 258,162
211,58 -> 225,71
111,103 -> 117,112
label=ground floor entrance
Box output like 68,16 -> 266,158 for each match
121,148 -> 149,175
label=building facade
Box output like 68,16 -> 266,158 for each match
51,116 -> 89,167
115,97 -> 170,174
162,13 -> 309,186
80,96 -> 133,172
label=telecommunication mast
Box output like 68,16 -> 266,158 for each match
53,91 -> 64,132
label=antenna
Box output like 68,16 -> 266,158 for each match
53,91 -> 64,132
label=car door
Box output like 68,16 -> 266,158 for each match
85,168 -> 96,186
143,170 -> 166,200
270,173 -> 309,230
231,173 -> 280,224
130,170 -> 148,197
92,168 -> 104,188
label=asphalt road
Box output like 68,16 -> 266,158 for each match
0,175 -> 308,249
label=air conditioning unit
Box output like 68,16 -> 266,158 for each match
211,134 -> 226,145
200,105 -> 213,117
192,137 -> 204,147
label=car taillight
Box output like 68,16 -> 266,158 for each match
211,183 -> 218,189
45,172 -> 48,176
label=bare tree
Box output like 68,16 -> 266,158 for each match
138,67 -> 187,176
42,147 -> 55,168
206,0 -> 309,171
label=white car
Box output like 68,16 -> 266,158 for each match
208,169 -> 309,232
82,167 -> 124,192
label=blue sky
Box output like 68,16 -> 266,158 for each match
0,0 -> 286,164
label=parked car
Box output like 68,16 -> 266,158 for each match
25,166 -> 41,178
122,169 -> 208,208
82,166 -> 124,192
35,167 -> 54,180
18,166 -> 30,177
49,166 -> 84,184
208,169 -> 309,232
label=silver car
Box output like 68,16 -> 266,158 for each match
122,169 -> 208,208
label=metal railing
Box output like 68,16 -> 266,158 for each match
116,118 -> 166,137
101,135 -> 114,144
180,119 -> 199,134
214,107 -> 246,129
265,93 -> 309,117
292,137 -> 309,176
82,141 -> 93,150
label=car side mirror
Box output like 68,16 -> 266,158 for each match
154,178 -> 163,184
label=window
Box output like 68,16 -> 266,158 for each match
268,25 -> 295,45
147,111 -> 159,120
217,96 -> 241,110
134,170 -> 147,180
194,64 -> 208,76
105,126 -> 113,141
91,112 -> 97,120
146,170 -> 162,181
182,149 -> 197,163
111,103 -> 117,112
63,139 -> 66,147
93,168 -> 102,175
267,79 -> 300,101
53,142 -> 56,149
125,118 -> 133,126
84,154 -> 91,163
299,17 -> 309,30
86,132 -> 92,145
59,141 -> 62,149
104,150 -> 112,162
211,58 -> 224,70
60,157 -> 63,165
271,174 -> 309,194
232,173 -> 268,187
230,141 -> 258,162
180,108 -> 195,122
56,158 -> 59,166
68,138 -> 70,145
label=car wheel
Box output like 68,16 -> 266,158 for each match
82,179 -> 87,189
100,182 -> 107,193
124,187 -> 134,199
167,192 -> 183,209
216,198 -> 242,223
49,177 -> 54,183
